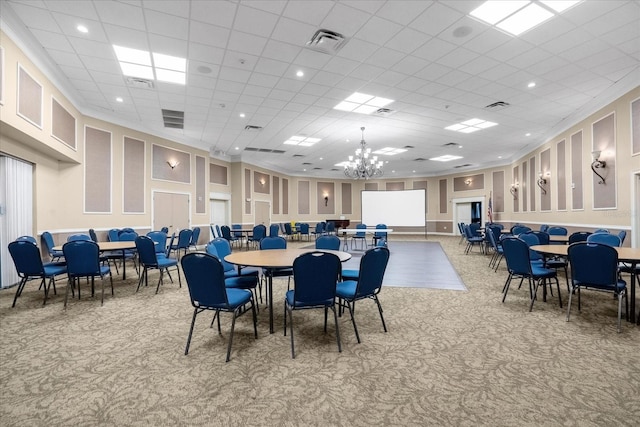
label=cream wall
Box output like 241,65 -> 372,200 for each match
2,28 -> 639,240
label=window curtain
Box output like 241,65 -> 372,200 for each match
0,155 -> 33,288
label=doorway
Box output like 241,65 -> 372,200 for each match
254,201 -> 270,227
210,198 -> 229,240
152,191 -> 190,237
452,196 -> 486,236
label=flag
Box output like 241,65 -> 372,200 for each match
487,192 -> 493,223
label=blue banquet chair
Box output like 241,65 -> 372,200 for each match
315,235 -> 340,250
336,247 -> 390,343
8,240 -> 67,307
135,235 -> 181,294
181,253 -> 258,362
284,251 -> 342,358
62,240 -> 113,308
41,231 -> 64,262
351,223 -> 367,251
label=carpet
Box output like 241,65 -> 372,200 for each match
307,240 -> 467,291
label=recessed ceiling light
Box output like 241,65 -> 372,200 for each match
283,136 -> 321,146
333,92 -> 394,115
445,119 -> 497,133
430,155 -> 463,162
469,0 -> 581,36
235,147 -> 239,150
115,97 -> 123,103
296,70 -> 304,77
498,155 -> 503,159
528,82 -> 536,88
77,25 -> 88,33
239,113 -> 245,118
113,45 -> 187,85
525,133 -> 531,136
373,147 -> 408,156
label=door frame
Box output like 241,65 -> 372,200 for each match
452,196 -> 486,235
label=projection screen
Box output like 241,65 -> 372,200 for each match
361,189 -> 426,227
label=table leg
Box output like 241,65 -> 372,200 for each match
342,232 -> 349,251
121,249 -> 127,280
630,262 -> 637,324
268,270 -> 274,333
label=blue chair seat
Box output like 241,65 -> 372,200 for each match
530,264 -> 555,278
43,263 -> 67,277
225,275 -> 259,289
341,269 -> 358,281
285,289 -> 334,307
336,280 -> 358,298
572,279 -> 626,292
157,257 -> 178,269
200,288 -> 253,309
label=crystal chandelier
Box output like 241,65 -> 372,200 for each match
343,127 -> 384,179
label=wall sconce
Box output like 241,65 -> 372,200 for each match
464,179 -> 472,186
591,150 -> 606,184
537,171 -> 549,195
509,182 -> 519,199
167,160 -> 180,169
323,192 -> 329,206
259,178 -> 266,186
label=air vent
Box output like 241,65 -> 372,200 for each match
374,108 -> 396,117
413,158 -> 427,162
243,147 -> 285,154
443,142 -> 460,147
161,109 -> 184,129
313,167 -> 322,170
244,125 -> 263,131
292,154 -> 304,158
126,77 -> 154,89
454,163 -> 473,168
330,168 -> 341,171
404,145 -> 414,149
306,29 -> 347,54
302,162 -> 312,165
484,101 -> 510,110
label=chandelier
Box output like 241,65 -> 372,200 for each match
343,127 -> 384,179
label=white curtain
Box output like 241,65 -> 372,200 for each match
0,155 -> 34,288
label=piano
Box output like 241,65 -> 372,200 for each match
326,218 -> 350,234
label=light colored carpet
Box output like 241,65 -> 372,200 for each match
0,236 -> 638,426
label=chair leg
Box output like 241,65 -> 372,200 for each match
331,305 -> 342,353
185,308 -> 200,355
566,285 -> 575,322
373,295 -> 387,333
251,298 -> 258,339
226,308 -> 240,362
529,278 -> 540,312
345,300 -> 361,343
501,274 -> 513,301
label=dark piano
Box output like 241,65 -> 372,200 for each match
326,218 -> 350,234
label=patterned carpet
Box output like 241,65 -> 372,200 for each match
0,236 -> 638,426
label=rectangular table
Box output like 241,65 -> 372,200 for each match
531,244 -> 640,324
340,228 -> 393,251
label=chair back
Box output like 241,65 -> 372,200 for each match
16,235 -> 37,244
486,226 -> 500,251
108,229 -> 120,241
269,224 -> 280,237
205,241 -> 219,258
314,222 -> 324,234
568,242 -> 619,288
292,252 -> 341,305
135,236 -> 158,266
568,231 -> 592,244
120,227 -> 135,234
501,237 -> 533,276
118,231 -> 138,242
539,224 -> 549,232
166,233 -> 176,256
63,240 -> 101,276
354,247 -> 390,297
469,223 -> 481,236
547,226 -> 568,236
586,232 -> 621,247
67,234 -> 91,242
618,230 -> 627,245
160,226 -> 169,234
593,228 -> 609,233
190,227 -> 201,246
325,221 -> 335,234
176,229 -> 193,248
9,241 -> 45,276
260,236 -> 287,250
315,235 -> 340,250
355,223 -> 367,237
232,224 -> 243,238
510,225 -> 531,235
210,238 -> 236,272
146,231 -> 168,254
486,225 -> 502,244
284,223 -> 293,236
41,231 -> 56,254
299,223 -> 309,236
252,224 -> 266,241
220,225 -> 233,241
519,232 -> 543,261
216,225 -> 222,238
374,224 -> 387,239
181,253 -> 228,308
89,229 -> 98,242
529,231 -> 550,245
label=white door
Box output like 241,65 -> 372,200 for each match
455,202 -> 472,235
210,199 -> 228,239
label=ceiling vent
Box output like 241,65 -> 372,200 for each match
244,125 -> 263,131
443,142 -> 460,147
454,163 -> 473,168
161,109 -> 184,129
306,29 -> 347,54
413,158 -> 427,162
404,145 -> 414,149
302,162 -> 312,165
293,154 -> 304,158
126,77 -> 154,89
244,147 -> 285,154
373,108 -> 396,117
330,168 -> 341,171
484,101 -> 510,110
313,167 -> 322,170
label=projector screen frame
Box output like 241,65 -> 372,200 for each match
360,189 -> 427,238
